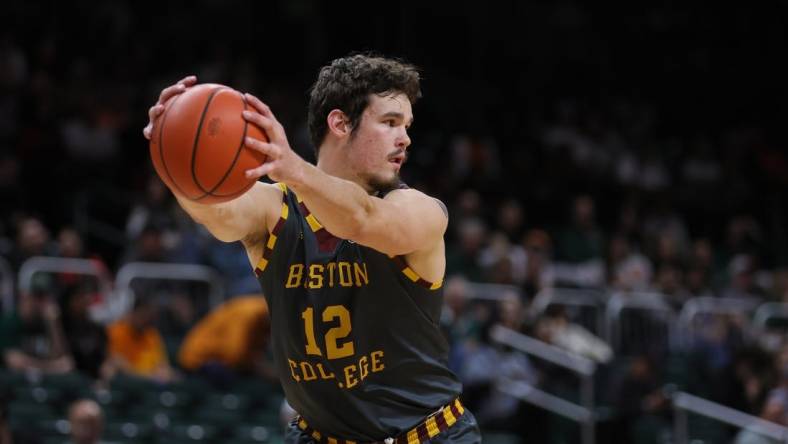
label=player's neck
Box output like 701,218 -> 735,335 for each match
316,147 -> 374,194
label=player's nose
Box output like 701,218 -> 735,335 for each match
396,129 -> 411,149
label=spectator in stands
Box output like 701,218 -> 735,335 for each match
178,295 -> 275,385
756,384 -> 788,427
442,275 -> 483,344
107,296 -> 175,383
459,290 -> 538,433
681,136 -> 723,193
157,291 -> 197,340
498,290 -> 526,332
67,399 -> 104,444
448,133 -> 503,187
521,229 -> 555,299
59,283 -> 115,382
479,232 -> 525,285
690,238 -> 716,273
771,268 -> 788,303
607,234 -> 653,292
56,227 -> 84,259
120,223 -> 170,264
721,254 -> 764,299
733,346 -> 788,443
7,216 -> 56,271
442,275 -> 501,374
652,264 -> 691,309
641,198 -> 690,265
54,228 -> 110,293
126,175 -> 207,266
707,347 -> 772,420
446,217 -> 487,281
612,353 -> 672,442
204,238 -> 261,297
613,199 -> 642,245
720,215 -> 765,269
651,230 -> 687,270
496,199 -> 526,243
534,305 -> 612,364
693,310 -> 749,374
555,194 -> 605,264
451,189 -> 483,222
685,265 -> 715,298
125,176 -> 180,242
0,287 -> 73,374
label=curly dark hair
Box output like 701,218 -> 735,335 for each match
307,53 -> 421,157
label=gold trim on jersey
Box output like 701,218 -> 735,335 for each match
294,398 -> 466,444
254,183 -> 289,276
389,255 -> 443,290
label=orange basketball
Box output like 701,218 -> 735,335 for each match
149,83 -> 267,204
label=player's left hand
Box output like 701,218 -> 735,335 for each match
241,93 -> 307,185
142,75 -> 198,140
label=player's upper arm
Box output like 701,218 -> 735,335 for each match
352,189 -> 448,256
181,182 -> 281,244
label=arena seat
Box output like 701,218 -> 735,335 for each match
481,431 -> 523,444
0,369 -> 27,389
6,402 -> 57,432
42,371 -> 92,393
103,420 -> 155,442
192,405 -> 246,429
13,385 -> 64,407
167,422 -> 219,442
233,424 -> 277,443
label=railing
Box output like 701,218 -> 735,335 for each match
18,256 -> 113,295
490,325 -> 596,444
17,256 -> 114,321
466,282 -> 523,301
753,302 -> 788,330
530,287 -> 606,337
17,255 -> 113,298
678,296 -> 762,349
673,391 -> 788,444
112,262 -> 225,319
605,291 -> 677,356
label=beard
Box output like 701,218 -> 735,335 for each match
363,170 -> 401,194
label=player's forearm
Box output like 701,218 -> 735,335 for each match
174,194 -> 245,242
287,162 -> 374,240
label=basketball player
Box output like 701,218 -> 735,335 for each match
143,54 -> 481,443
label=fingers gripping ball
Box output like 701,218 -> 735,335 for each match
149,84 -> 268,203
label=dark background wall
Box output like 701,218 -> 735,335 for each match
1,0 -> 786,266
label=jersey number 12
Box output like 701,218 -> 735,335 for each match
301,306 -> 355,359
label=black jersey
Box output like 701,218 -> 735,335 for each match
254,183 -> 461,441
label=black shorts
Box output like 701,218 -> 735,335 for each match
284,410 -> 482,444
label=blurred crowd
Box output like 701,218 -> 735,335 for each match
2,1 -> 788,443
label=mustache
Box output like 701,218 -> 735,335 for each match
388,150 -> 408,163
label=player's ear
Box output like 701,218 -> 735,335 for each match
327,110 -> 351,138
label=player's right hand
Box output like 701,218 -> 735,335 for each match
142,75 -> 197,140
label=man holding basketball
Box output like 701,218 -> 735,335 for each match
143,54 -> 481,444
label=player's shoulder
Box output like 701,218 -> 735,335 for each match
383,187 -> 448,219
239,182 -> 288,245
257,181 -> 287,193
249,181 -> 288,202
381,186 -> 430,203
